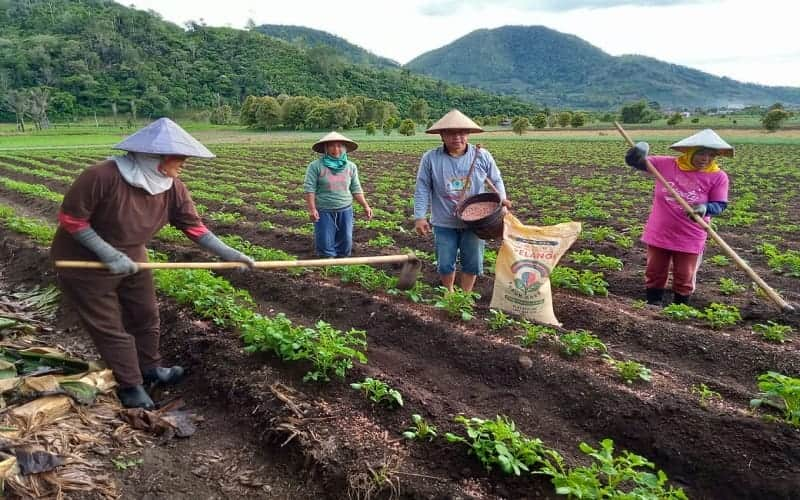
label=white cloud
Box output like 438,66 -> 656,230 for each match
117,0 -> 800,87
418,0 -> 708,15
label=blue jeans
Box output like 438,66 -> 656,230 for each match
433,226 -> 484,275
315,206 -> 353,257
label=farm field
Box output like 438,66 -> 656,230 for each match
0,134 -> 799,498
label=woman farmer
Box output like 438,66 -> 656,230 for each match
50,118 -> 256,409
413,109 -> 511,293
304,131 -> 373,257
625,129 -> 732,306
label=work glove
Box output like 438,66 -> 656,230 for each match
196,232 -> 256,270
73,227 -> 139,274
625,141 -> 650,170
686,203 -> 707,220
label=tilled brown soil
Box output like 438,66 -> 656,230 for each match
2,156 -> 800,499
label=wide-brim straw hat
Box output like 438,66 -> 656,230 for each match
114,117 -> 215,158
312,131 -> 358,154
670,129 -> 735,157
426,109 -> 484,134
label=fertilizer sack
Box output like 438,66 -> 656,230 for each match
490,213 -> 581,326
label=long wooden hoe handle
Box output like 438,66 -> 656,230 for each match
55,254 -> 418,270
613,121 -> 795,313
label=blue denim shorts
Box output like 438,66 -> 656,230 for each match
433,226 -> 485,275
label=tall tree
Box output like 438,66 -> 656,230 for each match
4,89 -> 29,131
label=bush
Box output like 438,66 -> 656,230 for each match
763,109 -> 790,131
365,121 -> 377,135
209,105 -> 233,125
512,116 -> 530,135
398,118 -> 416,136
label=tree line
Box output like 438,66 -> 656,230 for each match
0,0 -> 538,124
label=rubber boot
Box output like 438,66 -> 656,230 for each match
645,288 -> 665,305
117,385 -> 155,409
673,293 -> 691,305
142,365 -> 185,386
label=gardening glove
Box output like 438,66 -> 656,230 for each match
196,232 -> 255,270
625,141 -> 650,170
73,227 -> 139,274
686,203 -> 707,220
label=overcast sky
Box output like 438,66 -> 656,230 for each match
119,0 -> 798,87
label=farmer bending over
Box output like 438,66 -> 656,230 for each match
413,109 -> 511,293
625,129 -> 731,306
51,118 -> 255,409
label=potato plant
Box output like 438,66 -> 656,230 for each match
351,377 -> 403,408
752,321 -> 793,343
603,355 -> 652,384
434,287 -> 479,321
402,414 -> 437,441
751,372 -> 800,428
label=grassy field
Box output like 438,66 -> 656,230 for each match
2,120 -> 800,151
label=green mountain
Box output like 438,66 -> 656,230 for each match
405,25 -> 800,109
254,24 -> 399,69
0,0 -> 536,121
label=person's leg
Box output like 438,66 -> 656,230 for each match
433,226 -> 458,292
119,271 -> 162,372
645,245 -> 671,305
458,229 -> 484,292
671,250 -> 701,303
57,275 -> 143,388
334,206 -> 354,257
314,210 -> 336,257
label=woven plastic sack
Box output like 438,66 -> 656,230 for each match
490,213 -> 581,326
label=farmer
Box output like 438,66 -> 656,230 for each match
413,109 -> 511,293
50,118 -> 256,410
304,131 -> 373,257
625,129 -> 732,306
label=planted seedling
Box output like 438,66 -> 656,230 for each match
544,439 -> 688,499
702,303 -> 741,329
691,383 -> 722,408
753,321 -> 793,343
486,309 -> 515,331
718,277 -> 745,295
434,287 -> 479,321
751,371 -> 800,428
351,377 -> 403,408
517,321 -> 558,347
112,456 -> 143,471
709,255 -> 730,266
402,414 -> 438,441
662,303 -> 702,321
603,355 -> 652,384
445,415 -> 549,476
559,330 -> 607,357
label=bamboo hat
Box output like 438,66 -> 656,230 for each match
114,117 -> 215,158
670,129 -> 735,157
425,109 -> 484,134
312,131 -> 359,154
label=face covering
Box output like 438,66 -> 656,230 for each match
113,152 -> 174,195
322,151 -> 348,173
676,147 -> 720,173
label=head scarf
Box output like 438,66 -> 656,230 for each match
113,152 -> 174,195
676,147 -> 721,173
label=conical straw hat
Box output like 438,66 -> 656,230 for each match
670,129 -> 734,157
312,131 -> 358,154
114,117 -> 215,158
425,109 -> 484,134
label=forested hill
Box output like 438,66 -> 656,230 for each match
405,25 -> 800,109
0,0 -> 536,120
254,24 -> 399,69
